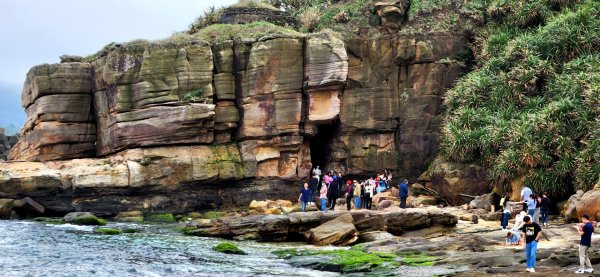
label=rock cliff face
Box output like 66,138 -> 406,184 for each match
3,31 -> 469,215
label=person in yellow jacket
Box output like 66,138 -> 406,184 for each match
353,181 -> 362,209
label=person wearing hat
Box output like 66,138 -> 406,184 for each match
345,180 -> 354,211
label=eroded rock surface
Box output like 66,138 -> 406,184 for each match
3,30 -> 470,214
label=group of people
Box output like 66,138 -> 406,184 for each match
298,168 -> 406,212
500,186 -> 594,274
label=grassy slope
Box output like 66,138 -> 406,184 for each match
441,0 -> 600,195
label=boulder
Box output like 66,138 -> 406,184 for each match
469,193 -> 495,211
412,195 -> 437,206
0,199 -> 14,219
357,231 -> 395,243
576,189 -> 600,221
377,200 -> 394,210
565,190 -> 584,221
307,213 -> 359,246
63,212 -> 105,225
372,191 -> 397,206
373,0 -> 410,30
354,214 -> 385,232
249,200 -> 270,213
115,211 -> 144,223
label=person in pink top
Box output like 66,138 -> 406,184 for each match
323,173 -> 333,185
319,182 -> 328,212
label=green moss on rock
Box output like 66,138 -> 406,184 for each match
145,214 -> 176,223
213,242 -> 247,255
273,249 -> 406,273
94,228 -> 121,235
202,211 -> 227,219
122,228 -> 141,233
33,217 -> 64,224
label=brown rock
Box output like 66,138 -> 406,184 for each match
0,199 -> 14,219
354,214 -> 385,232
412,195 -> 437,206
377,200 -> 394,210
307,213 -> 358,246
576,189 -> 600,221
565,190 -> 585,221
357,231 -> 395,243
469,193 -> 495,211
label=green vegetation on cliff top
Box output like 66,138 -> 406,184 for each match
441,0 -> 600,195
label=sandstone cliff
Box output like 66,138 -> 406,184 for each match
2,8 -> 469,214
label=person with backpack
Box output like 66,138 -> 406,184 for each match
500,193 -> 511,230
399,179 -> 409,209
575,214 -> 594,274
520,186 -> 532,212
345,180 -> 354,211
540,192 -> 551,227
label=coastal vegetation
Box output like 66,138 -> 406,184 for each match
441,0 -> 600,195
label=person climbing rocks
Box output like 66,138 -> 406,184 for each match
298,183 -> 311,212
399,179 -> 409,209
500,193 -> 511,230
520,215 -> 542,273
575,214 -> 594,274
540,192 -> 551,227
319,181 -> 328,212
520,186 -> 532,212
345,180 -> 354,211
353,180 -> 362,210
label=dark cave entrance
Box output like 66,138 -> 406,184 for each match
309,120 -> 340,172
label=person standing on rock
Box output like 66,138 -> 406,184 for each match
540,192 -> 551,227
524,194 -> 536,219
575,214 -> 594,274
500,193 -> 511,230
328,180 -> 340,210
319,181 -> 328,212
399,179 -> 409,209
353,180 -> 362,209
364,182 -> 374,210
520,215 -> 542,273
520,186 -> 532,213
533,194 -> 542,224
298,183 -> 312,212
312,166 -> 321,183
309,174 -> 319,206
345,180 -> 354,211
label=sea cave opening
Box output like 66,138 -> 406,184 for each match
309,120 -> 340,172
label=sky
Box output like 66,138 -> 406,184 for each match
0,0 -> 238,135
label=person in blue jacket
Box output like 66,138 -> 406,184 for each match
399,179 -> 409,208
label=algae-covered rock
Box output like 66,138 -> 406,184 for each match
122,227 -> 141,233
202,211 -> 227,219
94,228 -> 121,235
114,211 -> 144,223
63,212 -> 106,225
212,242 -> 246,255
145,213 -> 176,223
33,217 -> 64,224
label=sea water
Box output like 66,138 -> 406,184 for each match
0,220 -> 339,277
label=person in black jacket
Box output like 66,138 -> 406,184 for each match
309,174 -> 319,205
328,180 -> 340,210
345,180 -> 354,211
540,192 -> 551,227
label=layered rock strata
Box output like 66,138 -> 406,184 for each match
4,31 -> 469,214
